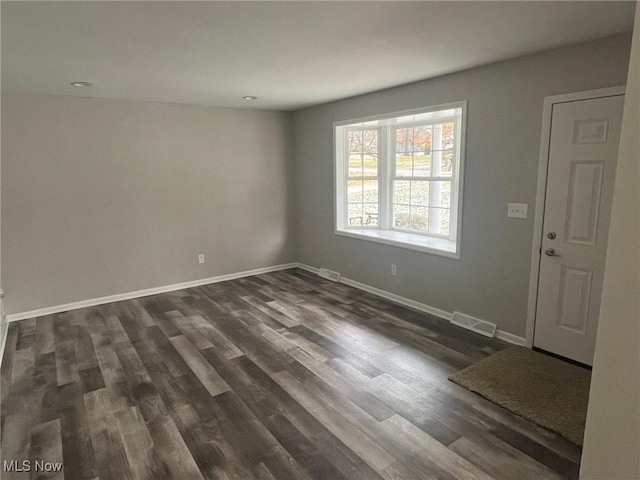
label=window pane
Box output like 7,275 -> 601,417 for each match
363,203 -> 378,226
413,125 -> 432,153
363,130 -> 378,154
413,152 -> 430,177
439,208 -> 451,235
347,180 -> 363,203
395,154 -> 412,177
348,154 -> 363,177
410,181 -> 429,206
363,154 -> 378,176
347,178 -> 378,228
393,205 -> 410,229
440,181 -> 451,208
348,131 -> 363,154
363,180 -> 379,203
441,122 -> 455,150
348,130 -> 378,177
439,150 -> 453,176
410,206 -> 428,232
348,204 -> 363,226
393,180 -> 410,205
396,128 -> 413,153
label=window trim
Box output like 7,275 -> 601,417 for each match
333,101 -> 467,259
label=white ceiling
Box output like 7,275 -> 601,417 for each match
1,1 -> 635,111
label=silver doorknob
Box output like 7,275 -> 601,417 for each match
544,248 -> 560,257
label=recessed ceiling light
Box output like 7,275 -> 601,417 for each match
242,95 -> 258,100
70,81 -> 93,87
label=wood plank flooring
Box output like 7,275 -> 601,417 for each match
0,268 -> 582,479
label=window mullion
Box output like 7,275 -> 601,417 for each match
378,125 -> 389,230
343,128 -> 352,230
386,124 -> 395,230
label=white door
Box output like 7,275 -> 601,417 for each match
534,94 -> 624,366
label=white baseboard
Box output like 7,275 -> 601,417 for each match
4,261 -> 528,348
297,263 -> 527,347
495,329 -> 528,346
6,262 -> 299,323
341,275 -> 454,321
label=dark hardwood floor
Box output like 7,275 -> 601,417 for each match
0,268 -> 582,479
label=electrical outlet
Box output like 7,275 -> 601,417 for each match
198,254 -> 205,264
391,264 -> 397,276
507,203 -> 528,219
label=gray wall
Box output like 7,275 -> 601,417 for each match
293,34 -> 632,337
1,93 -> 295,314
581,5 -> 639,478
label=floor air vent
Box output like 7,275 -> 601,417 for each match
318,268 -> 341,282
451,312 -> 497,338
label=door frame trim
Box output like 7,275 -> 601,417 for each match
525,86 -> 626,348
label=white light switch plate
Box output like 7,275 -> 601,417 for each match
508,203 -> 528,219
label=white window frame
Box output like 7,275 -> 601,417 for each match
334,101 -> 467,259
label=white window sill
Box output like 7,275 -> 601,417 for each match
335,228 -> 460,259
